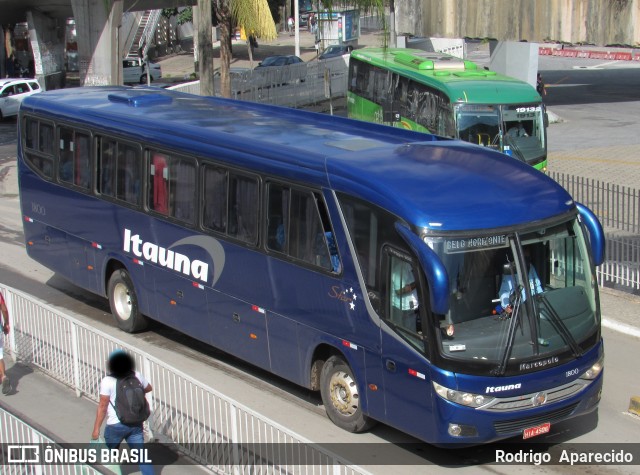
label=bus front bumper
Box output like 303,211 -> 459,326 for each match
430,372 -> 603,447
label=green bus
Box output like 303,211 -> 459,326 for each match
348,48 -> 548,170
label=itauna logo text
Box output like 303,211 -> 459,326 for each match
123,228 -> 209,282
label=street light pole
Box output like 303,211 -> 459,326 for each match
294,0 -> 300,57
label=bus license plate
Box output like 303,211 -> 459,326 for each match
523,422 -> 550,439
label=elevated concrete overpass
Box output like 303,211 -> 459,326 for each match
0,0 -> 194,87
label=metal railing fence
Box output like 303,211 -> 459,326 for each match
168,57 -> 348,109
0,406 -> 103,475
597,233 -> 640,291
550,172 -> 640,234
549,172 -> 640,292
0,285 -> 371,475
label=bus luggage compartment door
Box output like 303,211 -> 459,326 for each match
206,293 -> 270,371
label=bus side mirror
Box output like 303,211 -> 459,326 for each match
395,223 -> 450,315
576,202 -> 605,266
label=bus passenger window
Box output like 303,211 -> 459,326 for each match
172,158 -> 196,222
118,144 -> 141,205
228,174 -> 258,244
147,152 -> 195,222
150,153 -> 169,215
75,133 -> 91,189
39,123 -> 54,155
98,139 -> 116,197
267,184 -> 289,252
24,117 -> 37,150
58,128 -> 90,189
58,127 -> 75,184
203,165 -> 228,234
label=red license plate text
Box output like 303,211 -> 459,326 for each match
522,422 -> 550,439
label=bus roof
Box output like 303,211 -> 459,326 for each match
351,48 -> 542,105
21,86 -> 572,232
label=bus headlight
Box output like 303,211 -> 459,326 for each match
579,356 -> 604,380
433,382 -> 494,408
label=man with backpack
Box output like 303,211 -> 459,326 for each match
92,349 -> 154,475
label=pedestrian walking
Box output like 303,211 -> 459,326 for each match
0,292 -> 10,395
288,17 -> 295,35
536,73 -> 547,97
92,350 -> 154,475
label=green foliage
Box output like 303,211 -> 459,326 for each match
231,0 -> 277,40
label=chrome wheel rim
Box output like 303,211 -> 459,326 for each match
113,282 -> 132,321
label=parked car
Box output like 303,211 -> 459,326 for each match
0,78 -> 42,119
123,58 -> 162,84
256,55 -> 304,68
318,44 -> 353,60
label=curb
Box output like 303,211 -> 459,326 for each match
629,396 -> 640,417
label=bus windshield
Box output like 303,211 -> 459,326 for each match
455,103 -> 546,168
455,105 -> 500,149
426,217 -> 598,374
502,104 -> 546,167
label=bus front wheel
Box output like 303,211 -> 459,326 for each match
320,355 -> 375,433
107,269 -> 148,333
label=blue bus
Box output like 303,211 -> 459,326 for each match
18,86 -> 604,446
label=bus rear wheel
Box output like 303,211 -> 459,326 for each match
107,269 -> 148,333
320,355 -> 375,433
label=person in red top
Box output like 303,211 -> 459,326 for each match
0,292 -> 11,395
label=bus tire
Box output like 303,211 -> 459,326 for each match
107,269 -> 148,333
320,355 -> 375,433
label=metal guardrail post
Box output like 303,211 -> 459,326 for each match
229,404 -> 241,475
142,355 -> 156,442
70,322 -> 81,397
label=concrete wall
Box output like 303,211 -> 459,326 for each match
397,0 -> 640,46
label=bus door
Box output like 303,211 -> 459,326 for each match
378,247 -> 435,439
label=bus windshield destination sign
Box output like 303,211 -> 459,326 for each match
445,235 -> 507,253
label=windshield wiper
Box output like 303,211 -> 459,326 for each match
492,285 -> 524,376
503,134 -> 527,164
535,294 -> 582,357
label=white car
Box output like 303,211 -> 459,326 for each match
123,58 -> 162,84
0,78 -> 42,119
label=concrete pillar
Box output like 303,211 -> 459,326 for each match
26,10 -> 66,90
1,26 -> 6,79
71,0 -> 123,86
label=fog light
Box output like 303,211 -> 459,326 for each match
448,423 -> 478,438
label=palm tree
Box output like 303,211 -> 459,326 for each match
231,0 -> 277,66
212,0 -> 277,97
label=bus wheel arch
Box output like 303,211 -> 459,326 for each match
319,353 -> 375,433
106,264 -> 148,333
